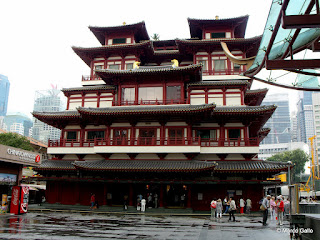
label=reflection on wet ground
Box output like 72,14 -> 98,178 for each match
0,213 -> 290,240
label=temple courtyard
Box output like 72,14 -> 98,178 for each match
0,212 -> 292,240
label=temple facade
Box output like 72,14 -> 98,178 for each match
33,16 -> 289,211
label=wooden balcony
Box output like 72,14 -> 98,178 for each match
113,99 -> 187,106
82,75 -> 102,81
202,69 -> 243,76
48,137 -> 259,148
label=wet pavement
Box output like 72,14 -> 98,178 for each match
0,213 -> 291,240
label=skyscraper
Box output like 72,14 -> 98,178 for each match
261,93 -> 291,144
297,91 -> 314,144
31,88 -> 65,143
3,112 -> 33,136
0,74 -> 10,117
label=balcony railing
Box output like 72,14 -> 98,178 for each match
202,69 -> 243,76
48,137 -> 259,148
113,99 -> 187,106
82,75 -> 102,81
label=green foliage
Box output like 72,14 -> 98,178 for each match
151,33 -> 160,41
267,149 -> 310,181
0,132 -> 33,151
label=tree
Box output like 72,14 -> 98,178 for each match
151,33 -> 160,41
267,149 -> 310,182
0,132 -> 33,151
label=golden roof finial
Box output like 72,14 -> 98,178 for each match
215,15 -> 219,20
123,22 -> 126,25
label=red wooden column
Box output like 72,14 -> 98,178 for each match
160,121 -> 166,145
159,184 -> 164,207
187,185 -> 192,208
219,123 -> 225,146
244,125 -> 249,146
222,87 -> 226,106
130,122 -> 136,145
80,127 -> 85,147
187,122 -> 192,144
105,124 -> 110,145
75,182 -> 80,204
103,184 -> 107,205
129,184 -> 134,206
66,95 -> 70,110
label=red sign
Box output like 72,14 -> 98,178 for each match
10,186 -> 20,215
35,155 -> 41,163
20,186 -> 29,214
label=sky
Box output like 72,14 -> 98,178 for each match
0,0 -> 303,118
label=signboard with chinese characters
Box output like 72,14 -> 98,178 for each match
0,144 -> 42,166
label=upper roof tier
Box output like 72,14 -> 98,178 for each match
188,15 -> 249,39
89,21 -> 150,45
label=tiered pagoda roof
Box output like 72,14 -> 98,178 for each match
33,104 -> 275,134
89,21 -> 150,45
244,88 -> 268,106
72,41 -> 153,66
188,15 -> 249,39
36,159 -> 289,174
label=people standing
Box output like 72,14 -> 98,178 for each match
210,199 -> 217,218
284,198 -> 290,219
262,195 -> 271,226
216,199 -> 223,218
224,197 -> 230,214
141,198 -> 146,212
90,193 -> 96,210
270,196 -> 276,220
276,196 -> 284,226
246,198 -> 252,214
228,197 -> 236,222
239,198 -> 245,214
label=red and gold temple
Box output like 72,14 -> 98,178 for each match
33,15 -> 289,211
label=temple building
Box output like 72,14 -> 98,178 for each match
33,16 -> 290,211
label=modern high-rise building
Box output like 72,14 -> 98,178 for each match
0,74 -> 10,117
261,93 -> 291,144
312,92 -> 320,166
31,88 -> 65,143
297,91 -> 314,144
2,112 -> 33,137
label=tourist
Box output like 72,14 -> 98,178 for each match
216,199 -> 223,218
141,198 -> 146,212
239,198 -> 245,214
246,198 -> 252,214
228,198 -> 236,222
90,193 -> 95,210
224,196 -> 229,214
284,198 -> 290,219
270,196 -> 276,220
210,199 -> 217,218
261,195 -> 271,226
276,196 -> 284,226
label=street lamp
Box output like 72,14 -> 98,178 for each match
287,161 -> 292,186
287,161 -> 292,216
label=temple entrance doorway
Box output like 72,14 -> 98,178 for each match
109,184 -> 129,206
135,184 -> 160,208
165,184 -> 187,208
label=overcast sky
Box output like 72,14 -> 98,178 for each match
0,0 -> 298,118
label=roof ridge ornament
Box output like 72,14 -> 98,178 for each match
171,59 -> 179,68
133,61 -> 140,70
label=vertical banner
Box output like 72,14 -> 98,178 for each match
10,186 -> 21,215
19,186 -> 29,214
